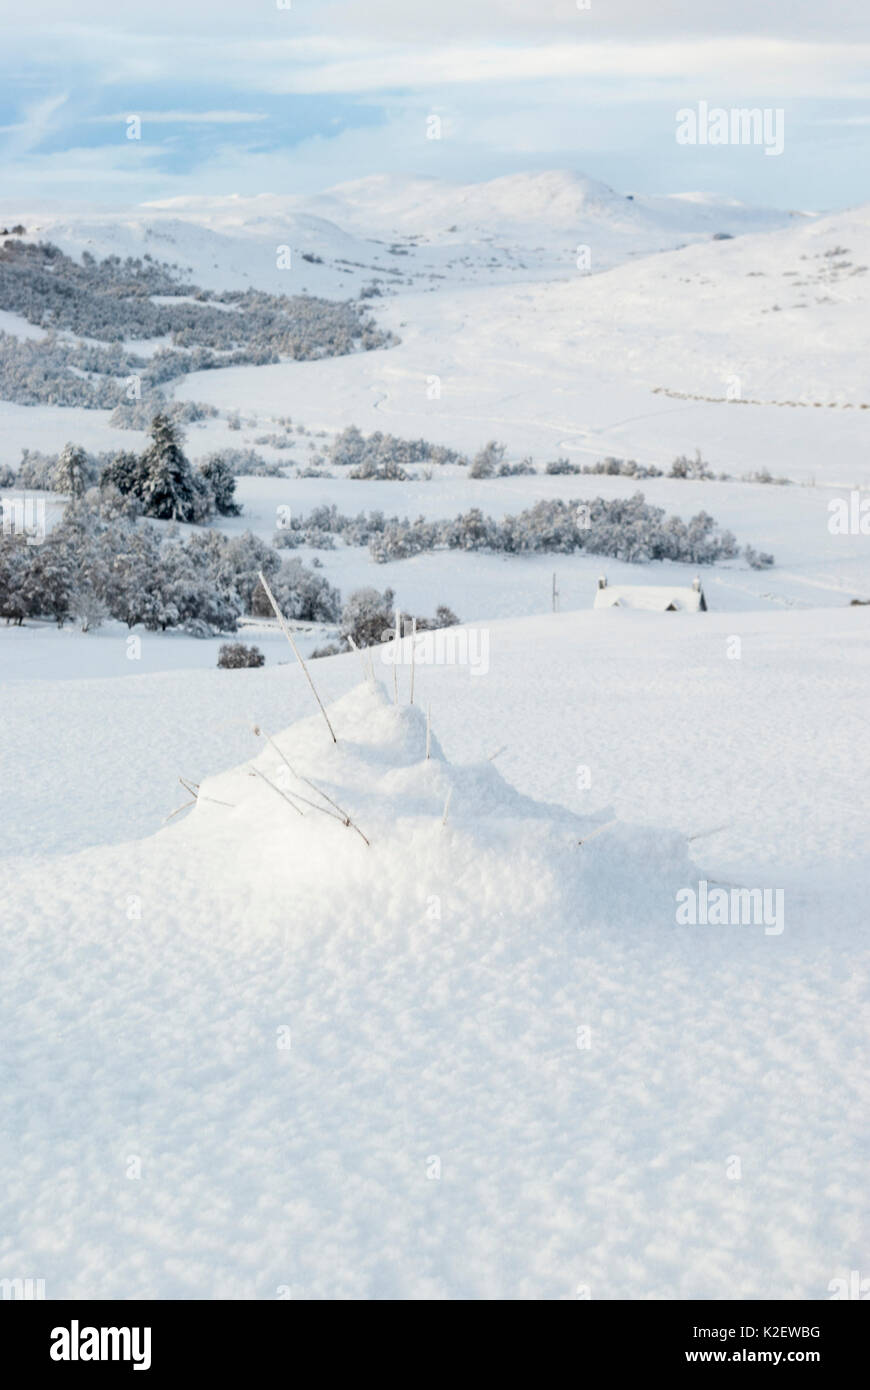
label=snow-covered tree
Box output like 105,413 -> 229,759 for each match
26,534 -> 75,626
99,449 -> 146,497
250,557 -> 340,623
217,643 -> 265,669
198,454 -> 241,516
469,441 -> 506,479
140,414 -> 198,521
340,586 -> 395,648
17,448 -> 58,490
54,442 -> 90,498
0,534 -> 32,624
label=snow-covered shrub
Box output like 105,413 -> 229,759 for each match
199,447 -> 285,478
198,455 -> 241,516
669,449 -> 713,480
498,458 -> 536,476
91,482 -> 140,522
253,432 -> 293,450
217,643 -> 265,669
744,546 -> 775,569
111,396 -> 229,431
741,468 -> 791,486
222,532 -> 281,613
545,458 -> 581,475
348,456 -> 409,480
415,605 -> 460,631
340,587 -> 396,648
53,443 -> 93,498
16,448 -> 59,489
0,533 -> 31,624
250,557 -> 340,623
469,441 -> 506,478
99,450 -> 146,497
24,532 -> 76,627
271,496 -> 748,567
369,516 -> 439,562
324,425 -> 466,471
580,456 -> 663,479
440,507 -> 502,550
69,584 -> 109,633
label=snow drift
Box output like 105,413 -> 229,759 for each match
185,678 -> 694,941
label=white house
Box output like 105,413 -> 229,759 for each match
593,575 -> 707,612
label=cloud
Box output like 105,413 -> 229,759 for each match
1,6 -> 869,211
15,0 -> 870,41
811,114 -> 870,126
0,93 -> 69,157
233,38 -> 870,99
87,110 -> 268,125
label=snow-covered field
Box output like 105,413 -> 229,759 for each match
2,614 -> 868,1297
1,171 -> 868,1300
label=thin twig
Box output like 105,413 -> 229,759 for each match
487,745 -> 508,762
347,632 -> 370,683
251,726 -> 370,845
175,777 -> 235,810
577,818 -> 619,847
251,727 -> 309,814
258,569 -> 337,743
442,787 -> 453,826
409,616 -> 416,705
253,724 -> 345,820
163,798 -> 197,824
687,824 -> 730,842
288,768 -> 371,845
255,774 -> 342,820
250,764 -> 306,816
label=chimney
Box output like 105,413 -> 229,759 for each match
598,575 -> 607,590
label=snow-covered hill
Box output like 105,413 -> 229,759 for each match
160,201 -> 870,489
0,169 -> 804,300
303,169 -> 799,241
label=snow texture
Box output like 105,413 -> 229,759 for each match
2,657 -> 868,1299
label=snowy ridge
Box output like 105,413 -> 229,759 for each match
304,169 -> 798,238
0,169 -> 803,299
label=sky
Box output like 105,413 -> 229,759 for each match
1,1 -> 870,211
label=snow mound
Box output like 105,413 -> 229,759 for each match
183,679 -> 693,938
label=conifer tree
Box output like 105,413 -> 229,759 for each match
54,443 -> 90,498
140,414 -> 197,521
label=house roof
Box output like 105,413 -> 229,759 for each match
593,583 -> 706,612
